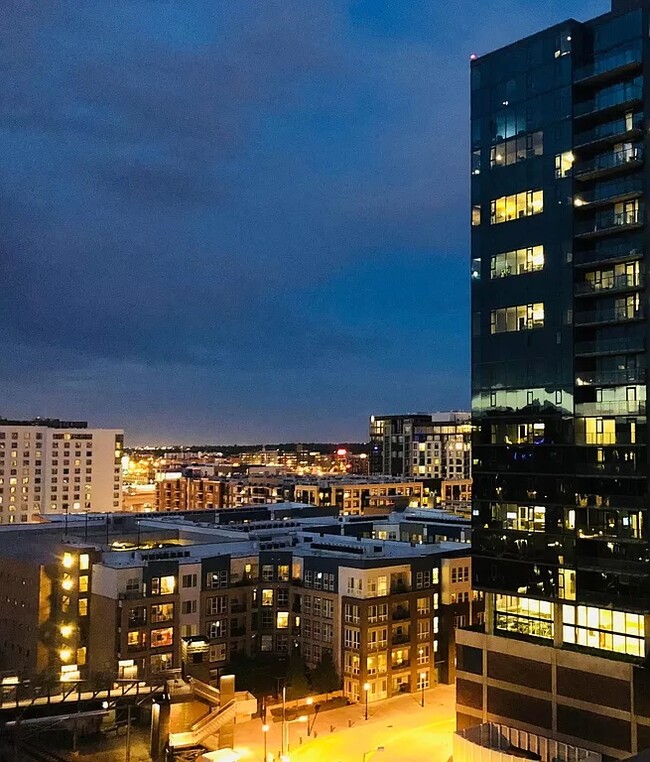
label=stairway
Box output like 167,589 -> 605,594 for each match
168,699 -> 237,750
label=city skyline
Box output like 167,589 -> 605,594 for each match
2,0 -> 605,444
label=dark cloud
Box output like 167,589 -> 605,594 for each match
1,0 -> 608,441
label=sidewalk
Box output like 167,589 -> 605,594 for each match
233,684 -> 456,761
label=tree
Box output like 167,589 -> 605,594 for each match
310,650 -> 340,694
286,650 -> 309,699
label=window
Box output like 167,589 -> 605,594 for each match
417,597 -> 430,615
417,620 -> 430,639
344,628 -> 360,649
555,151 -> 574,178
262,565 -> 274,581
490,303 -> 545,334
490,190 -> 544,224
323,599 -> 334,619
182,600 -> 197,615
472,204 -> 481,226
323,623 -> 333,643
127,630 -> 146,650
345,603 -> 359,624
276,612 -> 289,629
278,564 -> 290,582
207,570 -> 228,589
490,131 -> 543,168
207,596 -> 227,615
150,652 -> 173,673
151,576 -> 175,596
278,588 -> 289,607
491,246 -> 544,278
182,573 -> 198,588
151,627 -> 174,648
563,605 -> 644,657
313,597 -> 322,617
151,603 -> 174,623
495,595 -> 554,640
261,589 -> 273,607
368,627 -> 388,649
209,643 -> 227,662
208,619 -> 227,639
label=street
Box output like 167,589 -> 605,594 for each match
232,684 -> 456,762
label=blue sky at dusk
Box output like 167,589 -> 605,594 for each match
2,0 -> 606,444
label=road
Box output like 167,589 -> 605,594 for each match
233,684 -> 456,762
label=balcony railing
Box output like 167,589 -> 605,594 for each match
390,660 -> 411,670
574,84 -> 642,118
574,115 -> 643,148
574,209 -> 643,238
575,400 -> 646,416
574,146 -> 643,180
575,45 -> 642,84
574,306 -> 644,326
575,368 -> 646,386
574,244 -> 643,268
574,337 -> 645,355
575,273 -> 643,295
391,606 -> 410,621
575,177 -> 643,208
391,632 -> 411,645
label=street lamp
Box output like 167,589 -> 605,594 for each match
363,746 -> 385,762
363,682 -> 371,721
305,697 -> 318,736
262,723 -> 269,762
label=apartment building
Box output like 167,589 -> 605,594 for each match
0,418 -> 123,523
156,474 -> 426,516
369,412 -> 471,481
0,508 -> 475,704
464,1 -> 650,756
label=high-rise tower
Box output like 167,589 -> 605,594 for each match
458,1 -> 650,756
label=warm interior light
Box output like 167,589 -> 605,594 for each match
62,553 -> 74,569
62,578 -> 74,591
60,624 -> 73,638
59,647 -> 73,662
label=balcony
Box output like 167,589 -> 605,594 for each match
574,46 -> 642,86
391,605 -> 410,621
390,580 -> 411,594
391,632 -> 411,645
574,146 -> 643,182
575,368 -> 646,386
575,400 -> 646,416
574,210 -> 643,239
574,337 -> 645,356
230,601 -> 247,614
574,177 -> 643,209
574,306 -> 644,326
574,115 -> 643,150
390,659 -> 411,671
575,273 -> 643,296
574,244 -> 643,268
574,84 -> 642,120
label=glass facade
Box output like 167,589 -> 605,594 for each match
471,3 -> 648,661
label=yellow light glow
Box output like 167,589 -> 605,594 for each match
60,625 -> 73,638
62,553 -> 74,569
59,647 -> 73,662
297,715 -> 308,723
363,682 -> 371,692
62,578 -> 74,591
262,724 -> 270,733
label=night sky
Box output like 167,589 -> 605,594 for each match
2,0 -> 606,444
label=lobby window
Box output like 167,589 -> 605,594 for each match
495,595 -> 554,640
490,131 -> 543,168
490,190 -> 543,224
490,303 -> 544,334
491,246 -> 544,278
563,605 -> 644,657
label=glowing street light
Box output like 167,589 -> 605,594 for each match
363,682 -> 371,721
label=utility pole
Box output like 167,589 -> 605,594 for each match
125,703 -> 132,762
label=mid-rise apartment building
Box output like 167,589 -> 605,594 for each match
0,419 -> 123,523
369,412 -> 471,480
461,2 -> 650,757
0,507 -> 478,704
156,475 -> 426,516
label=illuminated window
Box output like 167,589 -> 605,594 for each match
490,190 -> 544,224
151,575 -> 175,595
563,605 -> 644,657
151,627 -> 174,648
79,554 -> 89,571
490,131 -> 543,168
584,417 -> 616,445
490,303 -> 545,334
151,603 -> 174,623
472,204 -> 481,227
495,595 -> 554,640
261,589 -> 274,607
276,612 -> 289,629
555,151 -> 574,178
127,630 -> 146,649
78,598 -> 88,616
491,246 -> 544,278
79,575 -> 88,593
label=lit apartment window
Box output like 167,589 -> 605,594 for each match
490,303 -> 545,334
490,131 -> 543,168
495,595 -> 554,639
555,151 -> 574,178
491,246 -> 544,278
151,627 -> 174,648
490,190 -> 544,224
563,605 -> 644,657
150,576 -> 176,596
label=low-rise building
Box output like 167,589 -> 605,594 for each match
0,507 -> 479,704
